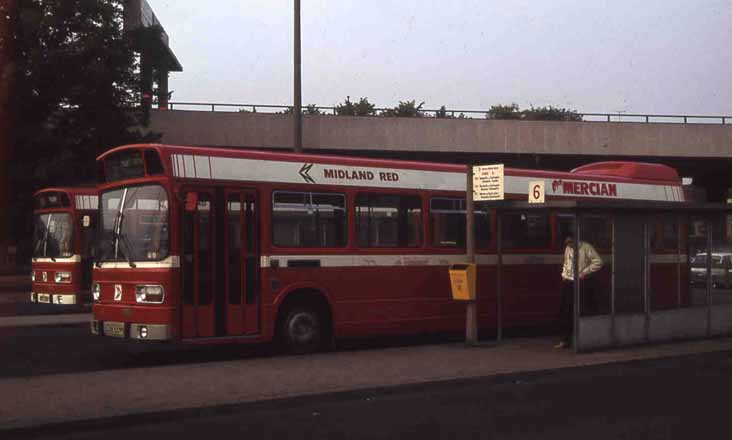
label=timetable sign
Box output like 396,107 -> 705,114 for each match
472,164 -> 504,201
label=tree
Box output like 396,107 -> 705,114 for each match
335,96 -> 376,116
304,104 -> 322,116
523,106 -> 583,122
486,103 -> 583,121
5,0 -> 157,256
486,103 -> 521,120
0,0 -> 15,262
434,105 -> 450,118
381,100 -> 425,118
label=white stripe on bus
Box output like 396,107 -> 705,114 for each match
89,253 -> 688,271
33,255 -> 82,263
169,153 -> 684,202
258,253 -> 687,268
94,255 -> 181,269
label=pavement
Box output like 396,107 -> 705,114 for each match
2,331 -> 732,431
0,313 -> 90,328
0,275 -> 30,289
16,349 -> 732,440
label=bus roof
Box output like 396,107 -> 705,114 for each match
34,186 -> 97,198
34,186 -> 98,211
98,144 -> 684,202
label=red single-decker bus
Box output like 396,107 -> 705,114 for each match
90,144 -> 684,352
31,187 -> 98,306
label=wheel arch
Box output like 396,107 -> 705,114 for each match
273,283 -> 335,341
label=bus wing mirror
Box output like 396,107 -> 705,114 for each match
185,193 -> 198,212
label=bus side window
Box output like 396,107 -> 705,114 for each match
272,191 -> 347,248
356,194 -> 422,248
429,198 -> 489,249
501,211 -> 550,250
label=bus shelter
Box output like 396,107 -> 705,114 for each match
495,200 -> 732,353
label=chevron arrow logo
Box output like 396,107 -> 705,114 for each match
299,163 -> 315,183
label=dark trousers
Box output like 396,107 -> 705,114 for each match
558,278 -> 599,342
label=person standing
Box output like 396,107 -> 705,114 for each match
556,234 -> 603,349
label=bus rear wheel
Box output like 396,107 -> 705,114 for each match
279,306 -> 323,355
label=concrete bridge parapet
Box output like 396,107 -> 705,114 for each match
150,110 -> 732,159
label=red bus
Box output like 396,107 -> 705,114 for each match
90,144 -> 685,352
31,187 -> 98,306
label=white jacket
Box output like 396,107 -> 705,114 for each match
561,241 -> 603,281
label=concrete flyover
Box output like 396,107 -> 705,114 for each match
149,109 -> 732,199
150,109 -> 732,157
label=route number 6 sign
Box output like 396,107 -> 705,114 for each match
529,181 -> 545,204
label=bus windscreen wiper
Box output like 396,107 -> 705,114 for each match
39,214 -> 55,261
93,234 -> 114,268
113,213 -> 136,268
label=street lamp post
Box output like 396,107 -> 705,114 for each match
293,0 -> 303,152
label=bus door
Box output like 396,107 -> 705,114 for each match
225,190 -> 260,336
181,190 -> 216,338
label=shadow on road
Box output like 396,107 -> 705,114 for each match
0,324 -> 559,379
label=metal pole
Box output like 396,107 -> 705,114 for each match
293,0 -> 303,152
677,215 -> 682,309
573,214 -> 581,353
496,209 -> 502,342
706,218 -> 713,337
643,216 -> 650,343
466,168 -> 478,345
611,214 -> 616,346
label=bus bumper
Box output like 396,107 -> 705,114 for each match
91,320 -> 173,341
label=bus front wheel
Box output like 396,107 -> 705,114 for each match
279,306 -> 323,355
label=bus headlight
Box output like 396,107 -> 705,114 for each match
31,271 -> 35,282
135,285 -> 164,304
55,271 -> 72,283
92,283 -> 100,301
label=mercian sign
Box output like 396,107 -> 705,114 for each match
551,179 -> 618,197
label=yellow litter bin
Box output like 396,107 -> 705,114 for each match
449,263 -> 476,301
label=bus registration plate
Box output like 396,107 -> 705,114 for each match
37,294 -> 50,303
104,322 -> 125,338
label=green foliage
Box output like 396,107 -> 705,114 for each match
523,106 -> 583,121
381,100 -> 425,118
304,104 -> 321,116
486,103 -> 582,121
5,0 -> 157,246
434,106 -> 468,119
486,103 -> 521,120
435,105 -> 450,118
335,96 -> 376,116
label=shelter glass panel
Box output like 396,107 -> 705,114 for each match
685,216 -> 710,308
613,213 -> 646,315
650,214 -> 681,311
711,214 -> 732,306
579,215 -> 612,316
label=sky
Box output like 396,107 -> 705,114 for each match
147,0 -> 732,115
